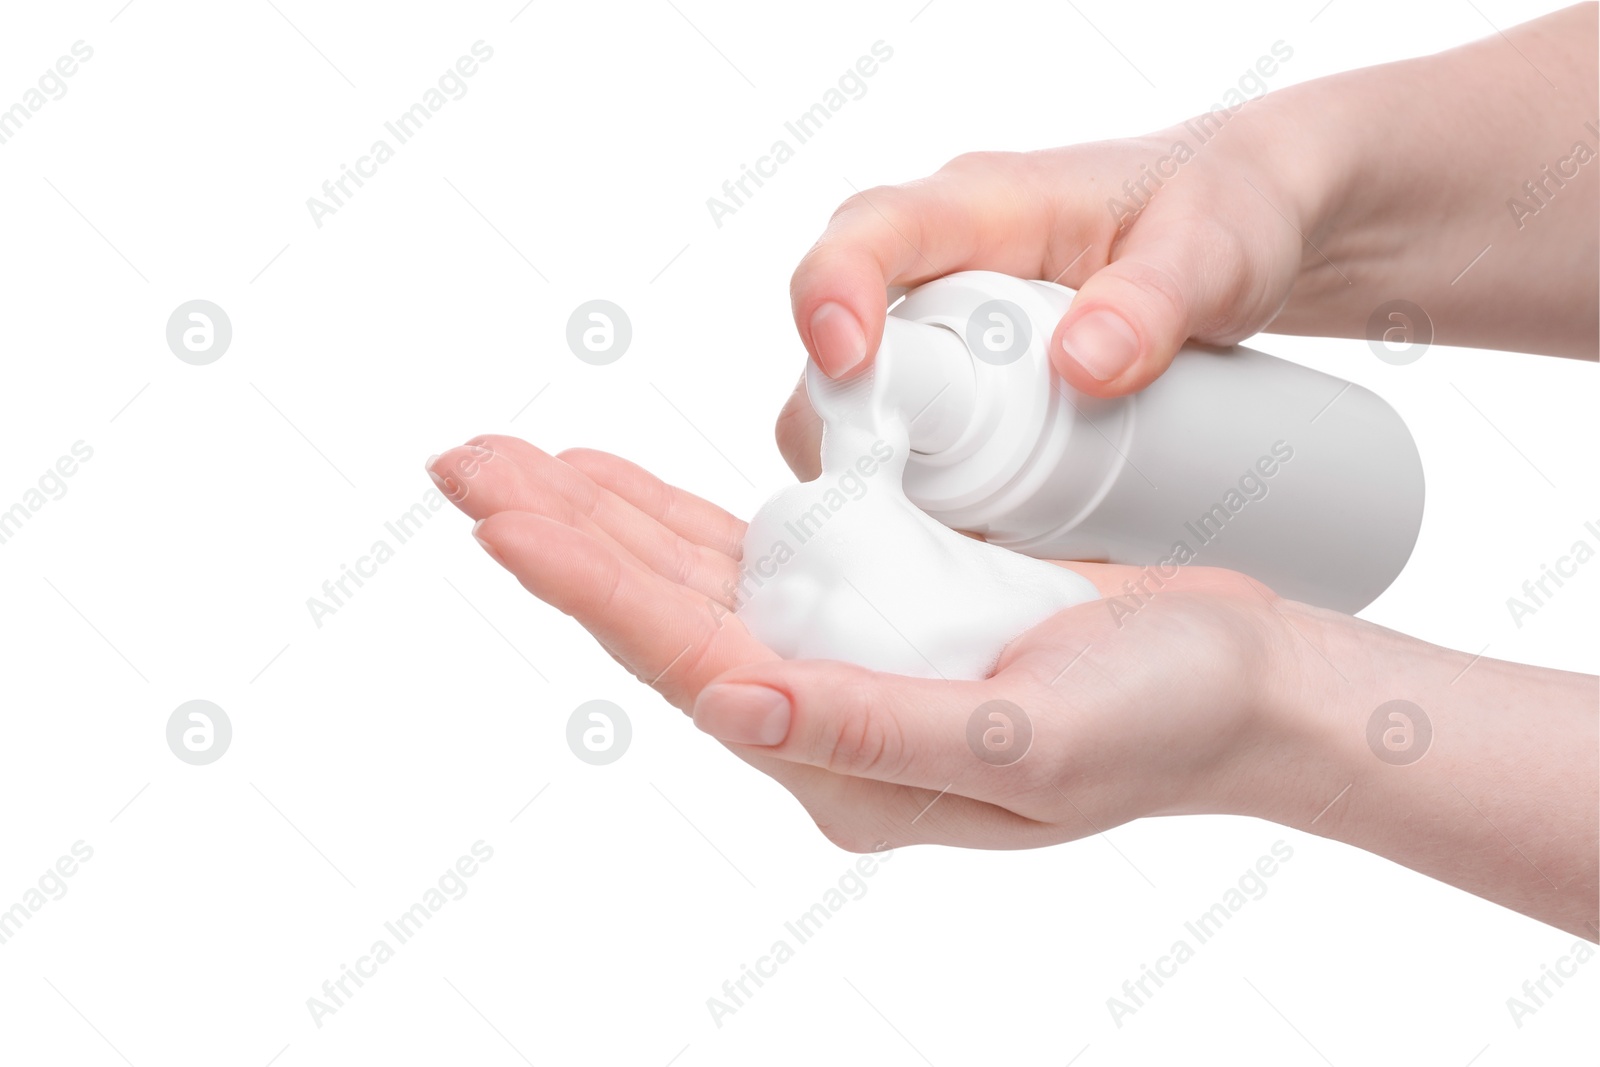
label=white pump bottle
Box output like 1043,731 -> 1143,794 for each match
804,271 -> 1424,614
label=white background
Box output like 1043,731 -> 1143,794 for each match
0,1 -> 1594,1064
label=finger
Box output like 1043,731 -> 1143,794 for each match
438,462 -> 672,594
555,447 -> 746,558
469,508 -> 880,838
793,153 -> 1078,378
424,442 -> 500,511
773,374 -> 823,481
428,437 -> 576,520
1052,212 -> 1268,397
469,510 -> 874,820
433,439 -> 739,601
473,512 -> 770,708
690,659 -> 1057,813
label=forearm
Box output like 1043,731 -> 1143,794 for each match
1242,602 -> 1598,938
1263,2 -> 1599,357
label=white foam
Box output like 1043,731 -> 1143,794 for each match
736,374 -> 1098,680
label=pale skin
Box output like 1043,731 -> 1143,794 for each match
431,5 -> 1598,939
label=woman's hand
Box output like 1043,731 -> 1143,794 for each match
429,438 -> 1597,938
427,436 -> 1297,853
779,4 -> 1600,478
792,121 -> 1311,392
779,117 -> 1313,477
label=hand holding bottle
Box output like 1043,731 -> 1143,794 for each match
778,4 -> 1598,477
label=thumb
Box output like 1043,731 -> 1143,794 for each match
688,662 -> 1011,796
1051,225 -> 1221,397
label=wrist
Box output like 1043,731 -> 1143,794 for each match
1238,85 -> 1351,244
1227,600 -> 1599,936
1237,49 -> 1482,336
1238,79 -> 1369,298
1203,598 -> 1393,828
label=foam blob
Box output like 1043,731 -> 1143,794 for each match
737,380 -> 1097,680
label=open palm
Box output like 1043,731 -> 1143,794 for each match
429,435 -> 1298,852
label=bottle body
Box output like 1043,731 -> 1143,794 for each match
830,271 -> 1425,614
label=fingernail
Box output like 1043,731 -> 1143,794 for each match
694,683 -> 791,746
809,301 -> 867,378
471,519 -> 503,565
1060,309 -> 1139,382
426,455 -> 464,499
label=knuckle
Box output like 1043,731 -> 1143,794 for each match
552,445 -> 599,470
830,184 -> 895,223
590,553 -> 627,618
665,537 -> 698,589
658,637 -> 716,706
938,149 -> 1013,174
816,682 -> 908,778
1180,217 -> 1254,336
789,239 -> 850,305
1110,255 -> 1193,330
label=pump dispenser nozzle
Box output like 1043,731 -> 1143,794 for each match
805,316 -> 976,454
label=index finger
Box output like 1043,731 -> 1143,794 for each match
791,152 -> 1093,378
